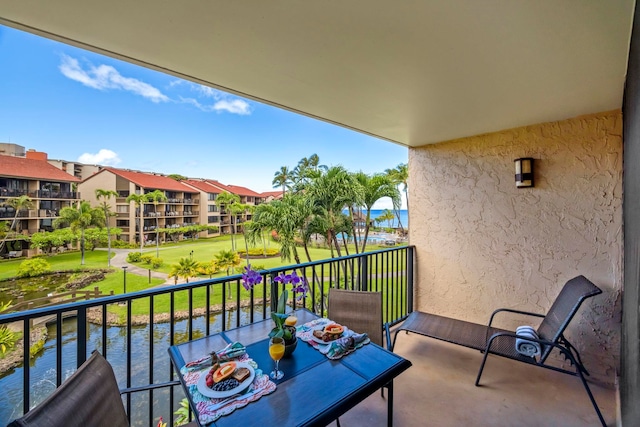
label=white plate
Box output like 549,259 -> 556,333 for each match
307,328 -> 348,345
196,362 -> 255,399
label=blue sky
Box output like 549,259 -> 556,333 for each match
0,25 -> 407,208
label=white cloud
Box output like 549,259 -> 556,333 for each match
78,149 -> 121,166
213,99 -> 251,115
59,54 -> 169,103
173,82 -> 251,115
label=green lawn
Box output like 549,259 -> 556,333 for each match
0,235 -> 407,322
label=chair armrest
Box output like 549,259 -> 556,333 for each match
487,308 -> 544,327
384,322 -> 392,351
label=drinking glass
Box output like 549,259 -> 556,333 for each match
269,337 -> 285,380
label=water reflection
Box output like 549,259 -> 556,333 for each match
0,306 -> 267,426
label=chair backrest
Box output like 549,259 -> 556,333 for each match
536,275 -> 602,361
7,351 -> 128,427
328,288 -> 383,347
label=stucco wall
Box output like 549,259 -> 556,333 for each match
408,110 -> 622,386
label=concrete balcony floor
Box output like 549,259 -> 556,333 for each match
332,332 -> 617,427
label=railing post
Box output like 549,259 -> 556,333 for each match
270,272 -> 278,313
359,255 -> 369,291
76,308 -> 87,366
407,246 -> 414,313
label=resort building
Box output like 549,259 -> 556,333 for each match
0,148 -> 81,257
80,167 -> 202,245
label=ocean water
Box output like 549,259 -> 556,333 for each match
344,209 -> 408,229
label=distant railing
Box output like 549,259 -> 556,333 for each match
0,246 -> 414,427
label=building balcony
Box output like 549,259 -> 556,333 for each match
0,246 -> 616,426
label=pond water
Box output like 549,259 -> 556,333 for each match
0,307 -> 265,426
0,273 -> 74,307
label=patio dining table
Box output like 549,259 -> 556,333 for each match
168,308 -> 412,427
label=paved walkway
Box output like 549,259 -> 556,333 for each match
106,248 -> 190,285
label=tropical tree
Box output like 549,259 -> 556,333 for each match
29,228 -> 75,255
126,193 -> 147,253
306,166 -> 364,257
144,189 -> 168,257
353,172 -> 401,252
216,192 -> 241,251
385,163 -> 409,231
168,257 -> 200,284
214,249 -> 241,297
272,166 -> 293,196
53,201 -> 104,265
375,209 -> 396,229
0,195 -> 33,254
95,189 -> 118,266
291,154 -> 327,192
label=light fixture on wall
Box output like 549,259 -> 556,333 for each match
514,158 -> 534,188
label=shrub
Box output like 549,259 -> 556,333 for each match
127,252 -> 142,262
151,257 -> 163,268
112,240 -> 135,249
140,254 -> 154,264
0,301 -> 21,356
237,248 -> 279,257
16,258 -> 51,278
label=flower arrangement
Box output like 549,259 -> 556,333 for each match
242,266 -> 308,341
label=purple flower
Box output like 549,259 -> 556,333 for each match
241,265 -> 263,290
273,271 -> 308,299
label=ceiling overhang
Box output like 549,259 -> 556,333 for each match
0,1 -> 634,147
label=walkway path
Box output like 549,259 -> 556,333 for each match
108,249 -> 176,285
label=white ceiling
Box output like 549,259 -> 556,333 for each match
0,1 -> 634,147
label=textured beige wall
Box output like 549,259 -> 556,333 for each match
408,110 -> 622,386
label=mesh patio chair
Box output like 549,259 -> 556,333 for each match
328,288 -> 384,347
7,351 -> 128,427
389,275 -> 606,426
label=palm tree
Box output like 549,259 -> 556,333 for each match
272,166 -> 292,196
353,172 -> 401,252
95,189 -> 118,267
126,193 -> 147,253
54,201 -> 104,265
144,189 -> 168,257
385,163 -> 409,231
214,249 -> 241,298
216,191 -> 241,251
0,195 -> 33,254
306,166 -> 364,257
169,257 -> 200,284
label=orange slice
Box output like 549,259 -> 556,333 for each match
323,324 -> 344,335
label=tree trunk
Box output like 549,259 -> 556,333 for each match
80,229 -> 86,265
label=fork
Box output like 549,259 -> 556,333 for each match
208,388 -> 259,411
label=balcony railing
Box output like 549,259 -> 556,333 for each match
0,246 -> 413,426
31,190 -> 80,200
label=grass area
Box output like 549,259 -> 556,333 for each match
0,235 -> 408,322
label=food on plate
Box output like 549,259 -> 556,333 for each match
232,367 -> 251,382
210,378 -> 240,392
310,323 -> 345,342
323,324 -> 344,335
205,362 -> 237,388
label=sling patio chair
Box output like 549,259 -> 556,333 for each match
388,275 -> 606,427
328,288 -> 384,348
7,351 -> 129,427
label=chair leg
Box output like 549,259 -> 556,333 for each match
475,347 -> 491,386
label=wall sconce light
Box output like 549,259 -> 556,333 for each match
514,158 -> 534,188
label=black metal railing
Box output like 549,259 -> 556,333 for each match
0,246 -> 413,426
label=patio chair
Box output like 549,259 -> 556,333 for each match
7,351 -> 128,427
328,288 -> 384,347
389,275 -> 606,426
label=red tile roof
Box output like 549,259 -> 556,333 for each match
260,190 -> 284,199
184,179 -> 224,194
0,154 -> 80,182
100,168 -> 197,193
224,184 -> 262,197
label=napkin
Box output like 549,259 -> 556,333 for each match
185,341 -> 247,371
180,353 -> 276,424
297,318 -> 371,360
